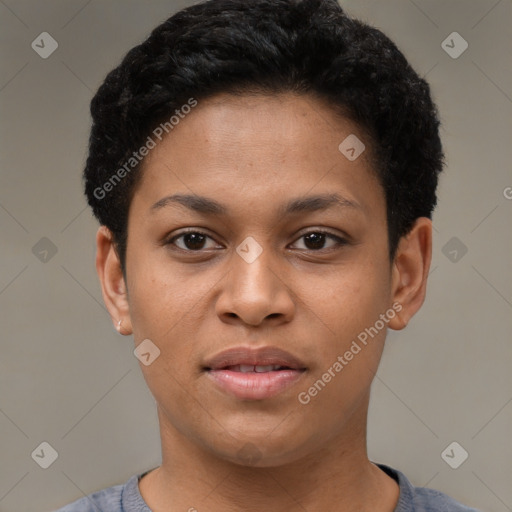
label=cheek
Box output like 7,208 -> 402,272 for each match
126,256 -> 201,342
300,261 -> 391,413
317,259 -> 391,342
140,359 -> 206,445
297,284 -> 390,427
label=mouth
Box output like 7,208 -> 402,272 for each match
217,364 -> 298,372
203,347 -> 307,400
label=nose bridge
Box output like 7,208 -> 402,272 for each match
232,234 -> 279,299
216,235 -> 295,326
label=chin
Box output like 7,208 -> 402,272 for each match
201,427 -> 317,468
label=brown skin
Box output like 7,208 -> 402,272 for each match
96,92 -> 432,511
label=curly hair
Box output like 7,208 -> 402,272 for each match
84,0 -> 444,274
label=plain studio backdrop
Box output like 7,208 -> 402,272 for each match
0,1 -> 511,511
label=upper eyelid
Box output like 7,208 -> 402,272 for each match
170,231 -> 221,248
167,229 -> 346,248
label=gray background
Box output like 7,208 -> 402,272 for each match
0,0 -> 511,511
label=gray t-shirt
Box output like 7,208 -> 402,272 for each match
53,463 -> 481,511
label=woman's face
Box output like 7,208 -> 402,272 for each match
118,92 -> 401,466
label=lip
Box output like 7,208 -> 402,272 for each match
204,346 -> 307,371
203,346 -> 307,400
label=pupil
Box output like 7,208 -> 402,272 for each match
184,233 -> 205,250
305,233 -> 325,250
182,233 -> 327,251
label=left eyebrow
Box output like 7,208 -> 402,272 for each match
279,193 -> 361,216
149,192 -> 361,216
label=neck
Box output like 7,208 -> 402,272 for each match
139,399 -> 399,512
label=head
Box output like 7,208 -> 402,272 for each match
89,0 -> 443,467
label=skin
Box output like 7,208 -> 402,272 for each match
96,92 -> 432,512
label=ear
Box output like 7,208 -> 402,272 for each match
95,226 -> 133,335
388,217 -> 432,331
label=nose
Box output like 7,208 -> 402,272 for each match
215,245 -> 295,328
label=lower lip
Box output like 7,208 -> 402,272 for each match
206,369 -> 306,400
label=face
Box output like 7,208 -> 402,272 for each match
104,92 -> 418,467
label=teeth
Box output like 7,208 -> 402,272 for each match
232,364 -> 284,372
254,365 -> 276,372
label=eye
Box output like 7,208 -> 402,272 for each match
290,230 -> 347,251
167,230 -> 220,251
165,229 -> 347,253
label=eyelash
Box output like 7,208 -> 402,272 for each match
165,229 -> 348,253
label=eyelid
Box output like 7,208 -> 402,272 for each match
165,227 -> 348,252
166,228 -> 221,250
289,229 -> 348,250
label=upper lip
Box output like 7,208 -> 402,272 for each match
203,346 -> 307,371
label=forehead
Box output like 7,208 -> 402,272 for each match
131,92 -> 383,219
147,92 -> 367,163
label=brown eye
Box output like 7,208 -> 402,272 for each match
303,232 -> 327,250
166,229 -> 347,253
168,231 -> 218,251
291,231 -> 346,251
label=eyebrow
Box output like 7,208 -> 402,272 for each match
150,192 -> 361,216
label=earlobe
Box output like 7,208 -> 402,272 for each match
388,218 -> 432,331
95,226 -> 133,335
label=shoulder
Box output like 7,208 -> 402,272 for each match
409,486 -> 481,511
375,463 -> 482,512
52,474 -> 148,512
53,483 -> 123,512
